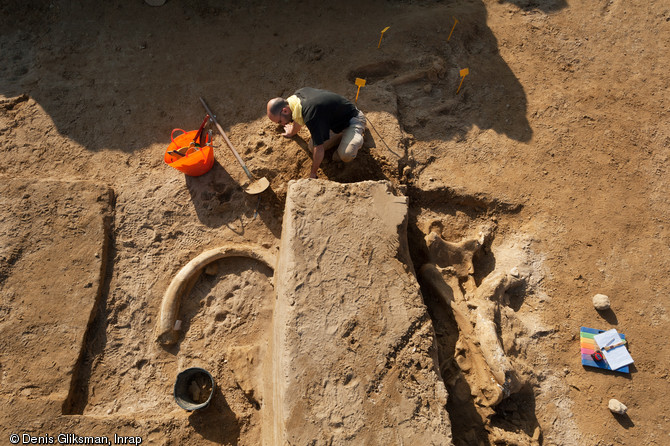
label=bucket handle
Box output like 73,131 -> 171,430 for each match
171,128 -> 187,145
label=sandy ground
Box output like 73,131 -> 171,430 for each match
1,0 -> 669,445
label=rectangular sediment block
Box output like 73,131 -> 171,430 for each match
273,180 -> 452,445
0,178 -> 112,411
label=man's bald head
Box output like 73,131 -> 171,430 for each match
267,97 -> 288,121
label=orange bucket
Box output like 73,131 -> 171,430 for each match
164,129 -> 215,176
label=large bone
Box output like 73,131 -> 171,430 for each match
420,227 -> 524,410
425,230 -> 482,278
419,264 -> 504,408
473,273 -> 524,398
156,244 -> 276,345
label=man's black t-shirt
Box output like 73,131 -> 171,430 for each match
295,87 -> 358,146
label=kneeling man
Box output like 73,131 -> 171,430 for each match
267,87 -> 366,178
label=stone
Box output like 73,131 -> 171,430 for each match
593,294 -> 611,311
608,398 -> 627,414
204,262 -> 219,276
532,426 -> 541,441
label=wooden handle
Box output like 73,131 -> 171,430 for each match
199,97 -> 254,181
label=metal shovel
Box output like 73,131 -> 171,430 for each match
200,97 -> 270,195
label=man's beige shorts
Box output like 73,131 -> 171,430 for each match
309,110 -> 366,162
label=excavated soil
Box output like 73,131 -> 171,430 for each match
1,1 -> 669,445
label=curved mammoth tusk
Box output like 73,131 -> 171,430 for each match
156,244 -> 277,346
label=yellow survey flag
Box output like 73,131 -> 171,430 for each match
355,78 -> 366,103
378,26 -> 390,49
456,68 -> 469,94
448,17 -> 459,41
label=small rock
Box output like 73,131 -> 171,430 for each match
532,426 -> 541,441
593,293 -> 611,310
205,263 -> 219,276
510,267 -> 520,277
402,165 -> 412,178
423,84 -> 432,94
608,398 -> 627,414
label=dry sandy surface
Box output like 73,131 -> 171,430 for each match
1,0 -> 669,445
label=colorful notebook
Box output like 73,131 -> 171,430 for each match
580,326 -> 630,373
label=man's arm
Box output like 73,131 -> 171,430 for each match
282,122 -> 302,137
309,144 -> 325,178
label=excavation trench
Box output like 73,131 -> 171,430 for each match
156,179 -> 540,446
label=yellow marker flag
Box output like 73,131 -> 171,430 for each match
456,68 -> 469,94
355,78 -> 366,103
448,17 -> 459,41
378,26 -> 390,49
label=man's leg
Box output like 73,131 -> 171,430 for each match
335,110 -> 366,162
308,131 -> 342,153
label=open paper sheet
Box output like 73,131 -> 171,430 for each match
593,329 -> 634,370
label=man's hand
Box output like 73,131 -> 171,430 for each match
309,144 -> 325,179
281,122 -> 301,138
281,123 -> 294,137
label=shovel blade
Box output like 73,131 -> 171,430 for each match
245,177 -> 270,195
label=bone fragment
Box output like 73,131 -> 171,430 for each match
390,70 -> 429,86
390,57 -> 447,86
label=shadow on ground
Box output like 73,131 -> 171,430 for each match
0,0 -> 564,155
188,387 -> 241,446
503,0 -> 567,13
